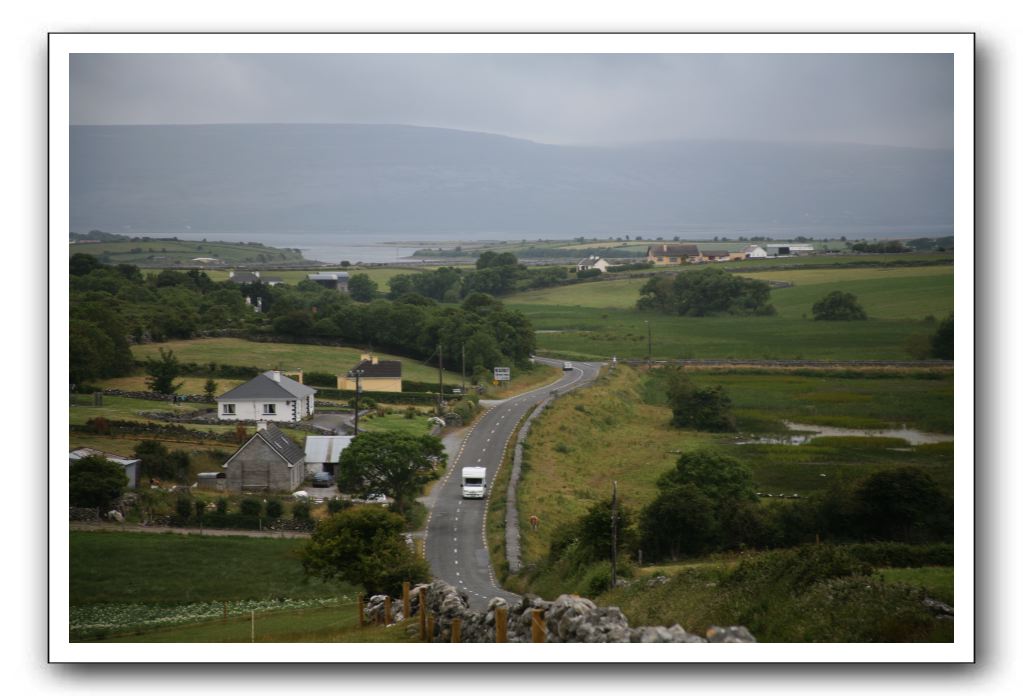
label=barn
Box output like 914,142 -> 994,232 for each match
222,423 -> 306,492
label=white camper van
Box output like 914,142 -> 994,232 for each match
461,466 -> 487,499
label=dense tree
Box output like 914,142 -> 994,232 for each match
812,291 -> 867,321
347,273 -> 378,302
272,310 -> 314,337
69,455 -> 128,509
132,440 -> 190,482
574,498 -> 637,563
657,450 -> 756,505
302,505 -> 431,596
639,484 -> 719,560
475,251 -> 519,270
665,369 -> 736,432
336,432 -> 446,513
144,347 -> 184,395
69,252 -> 102,276
637,267 -> 775,316
931,314 -> 953,360
854,467 -> 952,542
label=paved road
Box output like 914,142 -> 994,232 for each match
424,358 -> 603,609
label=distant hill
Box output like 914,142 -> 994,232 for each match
70,124 -> 953,236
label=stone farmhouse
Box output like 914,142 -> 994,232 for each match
222,423 -> 305,492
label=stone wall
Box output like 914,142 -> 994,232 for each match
363,580 -> 755,644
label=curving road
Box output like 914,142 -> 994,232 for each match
424,358 -> 603,609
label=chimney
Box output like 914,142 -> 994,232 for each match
372,356 -> 379,365
269,370 -> 281,382
296,369 -> 303,385
256,421 -> 268,431
360,353 -> 371,362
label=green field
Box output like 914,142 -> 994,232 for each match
69,531 -> 420,642
513,366 -> 954,565
131,338 -> 462,384
71,239 -> 306,265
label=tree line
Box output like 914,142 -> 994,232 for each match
69,253 -> 538,385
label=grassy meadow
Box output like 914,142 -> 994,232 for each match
71,239 -> 305,265
131,337 -> 462,384
512,365 -> 954,566
506,265 -> 953,360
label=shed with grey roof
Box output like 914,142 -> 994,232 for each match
222,423 -> 306,492
216,370 -> 317,423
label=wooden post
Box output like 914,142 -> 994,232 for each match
402,581 -> 410,620
495,606 -> 508,643
419,588 -> 427,640
427,614 -> 435,642
384,596 -> 392,625
451,617 -> 462,643
357,594 -> 364,627
250,610 -> 255,642
531,609 -> 545,643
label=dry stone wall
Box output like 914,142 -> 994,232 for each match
363,580 -> 755,643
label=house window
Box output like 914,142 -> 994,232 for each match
222,404 -> 236,415
669,257 -> 678,262
262,404 -> 277,415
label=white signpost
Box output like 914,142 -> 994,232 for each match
493,366 -> 511,382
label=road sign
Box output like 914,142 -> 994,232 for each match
494,366 -> 511,381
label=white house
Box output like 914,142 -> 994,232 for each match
215,370 -> 317,423
741,245 -> 768,259
304,435 -> 353,476
576,255 -> 611,273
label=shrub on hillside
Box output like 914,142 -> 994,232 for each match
292,500 -> 311,520
664,369 -> 736,432
265,500 -> 284,518
812,291 -> 867,321
239,498 -> 262,517
639,484 -> 719,561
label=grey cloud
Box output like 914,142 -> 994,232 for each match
70,52 -> 952,148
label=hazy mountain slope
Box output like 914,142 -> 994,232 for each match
70,124 -> 953,235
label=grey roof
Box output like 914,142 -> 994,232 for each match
254,424 -> 305,465
216,371 -> 316,401
647,244 -> 700,257
308,272 -> 350,281
229,271 -> 261,283
348,359 -> 402,379
305,435 -> 353,464
69,447 -> 140,467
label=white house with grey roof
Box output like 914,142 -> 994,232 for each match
215,370 -> 317,423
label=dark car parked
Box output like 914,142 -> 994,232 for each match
312,472 -> 334,488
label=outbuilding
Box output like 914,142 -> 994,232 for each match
304,435 -> 353,476
69,448 -> 140,489
222,423 -> 306,492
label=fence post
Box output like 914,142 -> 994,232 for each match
427,614 -> 435,642
357,593 -> 364,627
419,588 -> 427,640
250,610 -> 255,642
222,601 -> 227,623
531,609 -> 545,643
384,596 -> 392,625
403,581 -> 410,620
451,617 -> 462,643
495,606 -> 508,643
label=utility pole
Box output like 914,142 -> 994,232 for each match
437,343 -> 444,415
646,320 -> 652,365
461,344 -> 466,395
353,369 -> 363,435
610,480 -> 618,592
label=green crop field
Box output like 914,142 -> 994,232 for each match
505,265 -> 953,360
68,531 -> 418,642
70,239 -> 306,265
132,338 -> 462,383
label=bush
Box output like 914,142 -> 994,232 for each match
292,500 -> 311,520
639,483 -> 719,561
812,291 -> 867,321
239,498 -> 262,517
265,499 -> 284,518
842,542 -> 954,568
664,369 -> 735,432
854,467 -> 952,543
215,497 -> 228,514
304,371 -> 337,388
194,499 -> 206,518
658,450 -> 756,504
726,544 -> 872,593
174,496 -> 192,519
302,505 -> 430,595
931,315 -> 953,360
327,498 -> 349,514
69,455 -> 128,509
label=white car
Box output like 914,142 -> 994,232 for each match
563,362 -> 574,371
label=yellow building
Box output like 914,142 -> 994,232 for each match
337,354 -> 403,393
645,243 -> 700,265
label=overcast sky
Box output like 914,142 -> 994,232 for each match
70,53 -> 953,149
